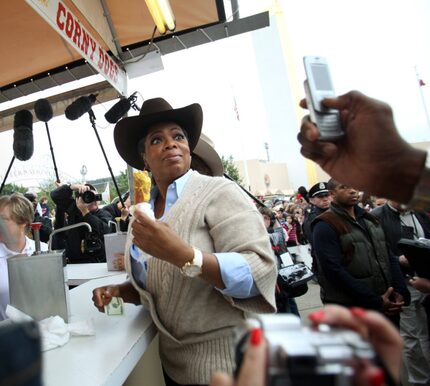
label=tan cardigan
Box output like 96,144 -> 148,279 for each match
125,171 -> 276,384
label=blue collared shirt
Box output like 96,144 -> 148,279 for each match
130,169 -> 259,298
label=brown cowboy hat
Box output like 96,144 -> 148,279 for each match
114,97 -> 203,170
192,133 -> 224,176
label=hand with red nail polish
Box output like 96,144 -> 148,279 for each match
350,307 -> 367,318
210,328 -> 267,386
250,328 -> 263,346
317,305 -> 402,386
211,305 -> 402,386
308,309 -> 325,323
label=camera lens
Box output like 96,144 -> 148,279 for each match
81,191 -> 95,204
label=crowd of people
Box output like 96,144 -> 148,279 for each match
1,90 -> 430,386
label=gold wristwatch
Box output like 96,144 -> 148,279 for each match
181,248 -> 203,277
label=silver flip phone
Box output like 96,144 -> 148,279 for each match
303,56 -> 344,141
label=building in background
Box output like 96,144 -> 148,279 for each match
234,159 -> 294,195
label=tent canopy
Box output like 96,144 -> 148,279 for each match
0,1 -> 269,132
0,0 -> 223,96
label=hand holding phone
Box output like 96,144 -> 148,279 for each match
303,56 -> 344,141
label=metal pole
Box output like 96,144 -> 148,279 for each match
230,0 -> 240,20
45,122 -> 60,182
264,142 -> 270,162
88,110 -> 125,208
224,173 -> 266,208
415,66 -> 430,132
0,156 -> 15,195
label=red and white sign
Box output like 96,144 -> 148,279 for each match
25,0 -> 127,95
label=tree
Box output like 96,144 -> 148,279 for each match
37,180 -> 58,210
109,169 -> 130,200
0,183 -> 27,196
221,155 -> 243,185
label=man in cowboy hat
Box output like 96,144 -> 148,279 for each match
191,132 -> 224,177
93,97 -> 276,386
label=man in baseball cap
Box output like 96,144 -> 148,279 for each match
308,182 -> 329,199
305,183 -> 331,234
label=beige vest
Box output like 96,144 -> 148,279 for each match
125,172 -> 277,384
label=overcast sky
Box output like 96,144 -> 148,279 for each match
1,0 -> 430,189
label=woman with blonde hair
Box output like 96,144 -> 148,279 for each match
0,193 -> 48,320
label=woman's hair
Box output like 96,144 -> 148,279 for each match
0,193 -> 34,226
286,203 -> 297,214
258,206 -> 276,228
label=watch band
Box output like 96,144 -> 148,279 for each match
180,248 -> 203,276
407,150 -> 430,212
191,247 -> 203,266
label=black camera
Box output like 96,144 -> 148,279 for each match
76,191 -> 102,203
235,314 -> 376,386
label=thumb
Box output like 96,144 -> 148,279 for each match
383,287 -> 394,298
210,373 -> 233,386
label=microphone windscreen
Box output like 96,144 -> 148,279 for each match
13,110 -> 34,161
104,98 -> 131,124
34,98 -> 53,122
65,96 -> 93,120
14,109 -> 33,130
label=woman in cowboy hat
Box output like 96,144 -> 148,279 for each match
92,98 -> 276,386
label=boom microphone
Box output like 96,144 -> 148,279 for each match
65,94 -> 97,120
13,110 -> 34,161
34,98 -> 61,182
104,98 -> 131,124
104,92 -> 138,124
34,98 -> 53,122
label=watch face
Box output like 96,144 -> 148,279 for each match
184,264 -> 202,277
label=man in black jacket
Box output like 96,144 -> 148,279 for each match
312,179 -> 409,324
100,192 -> 131,232
302,182 -> 331,243
371,201 -> 430,386
50,183 -> 111,263
302,182 -> 331,275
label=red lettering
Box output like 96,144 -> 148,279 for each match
110,64 -> 118,83
103,54 -> 110,75
89,38 -> 97,61
109,59 -> 115,79
80,29 -> 89,54
56,2 -> 66,30
73,20 -> 81,46
97,47 -> 104,69
65,12 -> 74,38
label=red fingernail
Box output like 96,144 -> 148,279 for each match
308,310 -> 325,323
368,368 -> 385,386
351,307 -> 367,318
250,328 -> 263,346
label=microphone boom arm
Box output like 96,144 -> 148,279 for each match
223,173 -> 266,208
88,110 -> 125,208
44,122 -> 60,183
0,156 -> 15,195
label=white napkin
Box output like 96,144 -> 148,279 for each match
5,305 -> 95,351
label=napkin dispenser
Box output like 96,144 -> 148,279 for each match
7,222 -> 91,322
104,220 -> 127,271
8,252 -> 69,322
